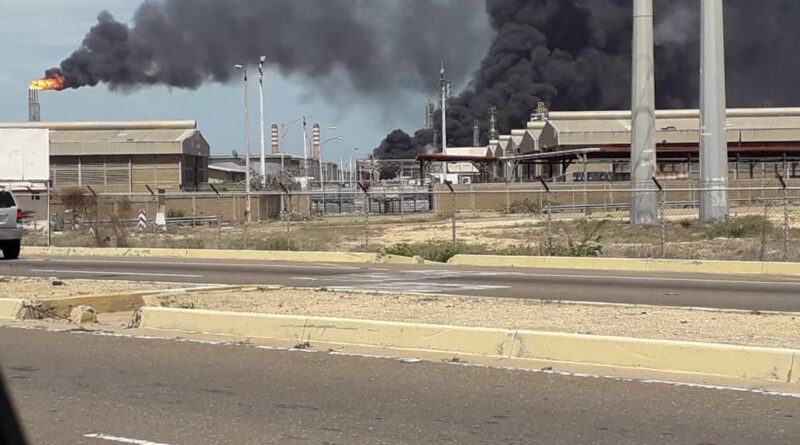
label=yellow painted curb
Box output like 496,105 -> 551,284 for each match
513,331 -> 794,383
28,285 -> 250,319
0,299 -> 24,320
140,308 -> 515,357
23,247 -> 421,265
448,254 -> 800,277
139,307 -> 800,384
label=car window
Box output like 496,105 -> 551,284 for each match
0,191 -> 16,208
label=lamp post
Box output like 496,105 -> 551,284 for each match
257,56 -> 267,188
278,116 -> 310,180
233,64 -> 252,223
319,136 -> 344,189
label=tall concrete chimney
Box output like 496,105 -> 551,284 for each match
271,124 -> 280,155
28,89 -> 41,122
699,0 -> 729,222
630,0 -> 658,224
312,123 -> 321,160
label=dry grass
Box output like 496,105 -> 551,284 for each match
42,205 -> 800,262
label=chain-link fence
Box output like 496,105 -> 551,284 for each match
17,181 -> 800,263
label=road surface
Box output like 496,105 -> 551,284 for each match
1,327 -> 798,444
3,256 -> 800,311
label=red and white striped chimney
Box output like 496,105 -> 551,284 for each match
271,124 -> 280,154
312,123 -> 321,160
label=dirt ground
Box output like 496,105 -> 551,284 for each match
0,277 -> 184,300
157,287 -> 800,350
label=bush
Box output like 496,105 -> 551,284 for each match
383,242 -> 472,263
383,243 -> 417,258
504,198 -> 541,214
706,215 -> 773,239
167,209 -> 186,218
538,219 -> 606,257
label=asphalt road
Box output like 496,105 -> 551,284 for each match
2,327 -> 798,445
3,256 -> 800,311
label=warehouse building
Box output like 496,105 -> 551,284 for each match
0,121 -> 210,192
431,108 -> 800,184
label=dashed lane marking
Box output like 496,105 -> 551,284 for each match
84,433 -> 177,445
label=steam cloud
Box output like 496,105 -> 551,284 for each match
378,0 -> 800,157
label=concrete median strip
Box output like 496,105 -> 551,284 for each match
448,254 -> 800,277
0,298 -> 24,320
139,306 -> 800,384
4,285 -> 251,320
22,246 -> 420,265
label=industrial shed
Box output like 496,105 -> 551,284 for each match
0,121 -> 210,192
535,109 -> 800,181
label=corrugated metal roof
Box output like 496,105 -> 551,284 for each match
541,115 -> 800,150
50,129 -> 196,143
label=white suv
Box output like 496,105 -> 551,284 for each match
0,189 -> 22,260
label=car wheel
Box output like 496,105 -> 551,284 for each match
1,241 -> 20,260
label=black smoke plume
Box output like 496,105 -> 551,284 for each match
378,0 -> 800,160
47,0 -> 488,96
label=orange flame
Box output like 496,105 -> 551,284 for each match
29,75 -> 66,91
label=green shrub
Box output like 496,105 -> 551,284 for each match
382,242 -> 473,263
167,209 -> 186,218
383,243 -> 417,258
706,215 -> 773,239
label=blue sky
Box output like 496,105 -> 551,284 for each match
0,0 -> 487,162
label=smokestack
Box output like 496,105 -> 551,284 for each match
440,62 -> 450,153
489,106 -> 499,140
699,0 -> 729,222
312,123 -> 321,160
28,89 -> 41,122
271,124 -> 279,155
473,120 -> 481,147
630,0 -> 659,225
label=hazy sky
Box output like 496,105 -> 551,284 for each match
0,0 -> 487,162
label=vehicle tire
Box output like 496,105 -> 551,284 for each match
1,241 -> 20,260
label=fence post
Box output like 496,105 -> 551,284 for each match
209,184 -> 222,242
86,185 -> 98,239
445,181 -> 456,246
778,174 -> 789,261
358,182 -> 370,248
279,184 -> 292,251
652,177 -> 666,259
505,183 -> 511,214
538,176 -> 552,245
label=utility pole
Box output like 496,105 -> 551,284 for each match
699,0 -> 730,222
630,0 -> 658,225
440,61 -> 450,154
234,64 -> 252,222
258,56 -> 267,188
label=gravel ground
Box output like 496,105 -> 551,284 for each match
157,288 -> 800,349
0,276 -> 184,300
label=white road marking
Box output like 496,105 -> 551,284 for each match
84,433 -> 176,445
31,269 -> 202,279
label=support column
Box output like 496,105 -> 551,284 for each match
699,0 -> 729,222
630,0 -> 658,224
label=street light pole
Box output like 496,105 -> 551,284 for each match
234,64 -> 252,223
257,56 -> 267,188
302,116 -> 309,187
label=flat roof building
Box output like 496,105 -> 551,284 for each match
0,121 -> 210,192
